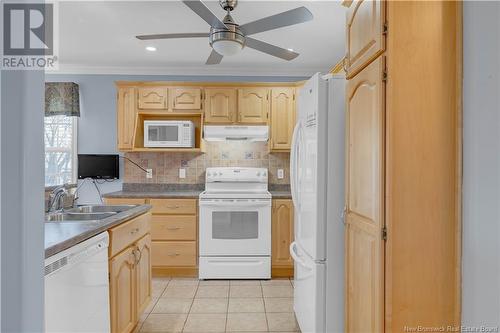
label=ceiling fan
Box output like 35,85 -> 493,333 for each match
136,0 -> 313,65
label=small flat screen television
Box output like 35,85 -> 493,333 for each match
78,154 -> 119,179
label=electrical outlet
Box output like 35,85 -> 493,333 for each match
277,169 -> 284,179
146,169 -> 153,179
179,168 -> 186,179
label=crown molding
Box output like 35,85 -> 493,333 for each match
46,64 -> 324,77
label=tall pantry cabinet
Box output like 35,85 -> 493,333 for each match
343,1 -> 462,332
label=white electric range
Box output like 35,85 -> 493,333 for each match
198,167 -> 271,279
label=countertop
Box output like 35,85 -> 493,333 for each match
45,204 -> 151,258
103,190 -> 203,199
103,190 -> 291,199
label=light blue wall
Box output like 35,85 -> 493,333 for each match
45,74 -> 307,204
462,2 -> 500,327
2,70 -> 45,332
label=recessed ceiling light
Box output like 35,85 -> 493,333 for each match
287,48 -> 295,52
146,46 -> 157,52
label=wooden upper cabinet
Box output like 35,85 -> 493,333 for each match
171,88 -> 202,111
109,246 -> 136,333
272,199 -> 294,268
237,88 -> 269,124
345,57 -> 385,332
270,88 -> 296,151
346,0 -> 385,78
204,88 -> 237,124
117,87 -> 136,150
135,234 -> 152,317
138,87 -> 168,110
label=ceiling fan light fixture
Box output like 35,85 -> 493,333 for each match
212,39 -> 243,56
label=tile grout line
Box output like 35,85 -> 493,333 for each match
140,278 -> 170,333
180,280 -> 199,333
224,284 -> 231,332
260,283 -> 270,332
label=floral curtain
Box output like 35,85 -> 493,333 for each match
45,82 -> 80,117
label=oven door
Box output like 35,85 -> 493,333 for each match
199,198 -> 271,256
144,122 -> 183,147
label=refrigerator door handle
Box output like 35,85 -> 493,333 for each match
289,241 -> 313,271
290,122 -> 301,211
341,205 -> 347,226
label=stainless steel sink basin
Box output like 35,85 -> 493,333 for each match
46,212 -> 116,222
65,205 -> 136,214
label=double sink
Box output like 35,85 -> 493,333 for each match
45,205 -> 136,223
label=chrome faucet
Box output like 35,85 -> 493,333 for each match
47,186 -> 70,212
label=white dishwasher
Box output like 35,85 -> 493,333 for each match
45,231 -> 110,333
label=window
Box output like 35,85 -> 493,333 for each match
44,115 -> 77,186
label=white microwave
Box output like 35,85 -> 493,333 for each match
144,120 -> 195,148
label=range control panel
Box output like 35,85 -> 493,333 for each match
205,167 -> 268,183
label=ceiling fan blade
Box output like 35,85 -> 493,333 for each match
182,0 -> 228,30
206,50 -> 223,65
136,33 -> 209,40
245,37 -> 299,61
240,7 -> 313,36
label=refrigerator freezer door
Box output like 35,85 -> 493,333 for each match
290,241 -> 326,333
293,73 -> 328,261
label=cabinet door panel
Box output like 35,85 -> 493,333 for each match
345,57 -> 384,332
171,88 -> 202,110
238,88 -> 269,124
271,199 -> 294,267
138,87 -> 168,110
110,246 -> 136,333
270,88 -> 295,151
346,0 -> 385,77
135,234 -> 152,317
117,87 -> 136,150
204,88 -> 237,124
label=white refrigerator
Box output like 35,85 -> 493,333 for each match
289,73 -> 345,333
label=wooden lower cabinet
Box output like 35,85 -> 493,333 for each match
271,199 -> 294,277
136,234 -> 152,315
105,197 -> 296,279
149,198 -> 199,277
108,214 -> 152,333
109,246 -> 136,333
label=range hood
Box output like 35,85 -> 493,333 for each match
204,125 -> 268,142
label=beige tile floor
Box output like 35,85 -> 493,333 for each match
136,277 -> 301,333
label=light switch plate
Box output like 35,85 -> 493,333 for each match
179,168 -> 186,179
277,169 -> 284,179
146,169 -> 153,179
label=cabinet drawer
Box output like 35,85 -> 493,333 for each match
150,199 -> 197,215
104,197 -> 146,205
109,212 -> 151,257
152,215 -> 197,241
152,241 -> 197,267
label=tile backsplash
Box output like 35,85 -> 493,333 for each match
124,142 -> 290,185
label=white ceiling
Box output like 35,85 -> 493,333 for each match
54,1 -> 346,76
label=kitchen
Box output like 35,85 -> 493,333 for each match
1,1 -> 499,333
